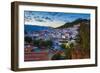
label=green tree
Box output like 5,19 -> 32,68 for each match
32,39 -> 40,46
72,22 -> 90,58
79,22 -> 90,49
46,40 -> 52,48
60,44 -> 71,59
25,36 -> 32,43
51,53 -> 66,60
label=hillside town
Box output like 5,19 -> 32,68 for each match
24,24 -> 81,61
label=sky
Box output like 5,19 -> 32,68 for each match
24,11 -> 90,28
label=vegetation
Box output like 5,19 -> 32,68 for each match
37,40 -> 53,48
57,18 -> 90,28
25,37 -> 53,48
73,22 -> 90,58
25,36 -> 32,43
60,43 -> 74,59
51,42 -> 75,60
51,53 -> 66,60
76,22 -> 90,50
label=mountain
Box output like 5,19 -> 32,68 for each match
56,18 -> 90,28
24,18 -> 90,33
24,25 -> 53,32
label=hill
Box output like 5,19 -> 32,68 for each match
56,18 -> 90,28
24,25 -> 53,33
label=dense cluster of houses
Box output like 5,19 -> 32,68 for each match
25,24 -> 80,45
24,24 -> 80,61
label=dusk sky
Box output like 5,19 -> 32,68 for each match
24,11 -> 90,28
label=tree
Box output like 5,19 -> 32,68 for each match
51,53 -> 66,60
60,44 -> 66,49
25,36 -> 32,43
33,40 -> 40,46
70,43 -> 74,49
60,43 -> 71,59
79,22 -> 90,49
46,40 -> 53,48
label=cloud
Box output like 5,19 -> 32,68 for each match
33,16 -> 53,22
24,11 -> 90,27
